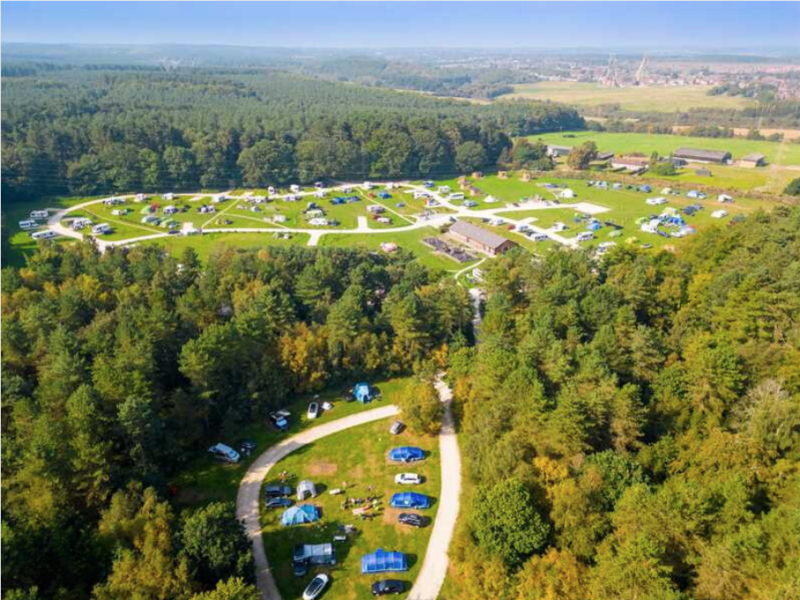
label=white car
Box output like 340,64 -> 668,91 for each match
307,402 -> 320,420
395,473 -> 422,485
302,574 -> 329,600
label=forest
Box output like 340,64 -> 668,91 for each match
1,242 -> 473,599
446,204 -> 800,599
0,66 -> 583,201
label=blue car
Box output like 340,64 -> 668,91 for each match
388,447 -> 425,463
390,492 -> 430,509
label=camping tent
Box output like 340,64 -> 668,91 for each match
361,549 -> 409,574
390,492 -> 430,509
354,383 -> 372,404
281,505 -> 320,526
388,447 -> 425,462
297,480 -> 318,500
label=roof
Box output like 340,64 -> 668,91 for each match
613,156 -> 649,166
741,153 -> 766,161
449,221 -> 512,251
673,147 -> 731,161
547,144 -> 573,152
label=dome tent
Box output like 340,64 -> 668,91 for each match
281,504 -> 320,526
297,480 -> 318,500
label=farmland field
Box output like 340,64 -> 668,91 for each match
500,81 -> 755,112
529,130 -> 800,166
260,418 -> 440,600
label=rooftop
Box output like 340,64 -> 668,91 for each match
741,153 -> 766,161
449,220 -> 511,250
674,147 -> 731,161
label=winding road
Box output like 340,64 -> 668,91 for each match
236,376 -> 461,600
45,181 -> 610,254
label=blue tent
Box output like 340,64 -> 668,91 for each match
361,549 -> 409,574
354,383 -> 371,403
281,504 -> 320,526
388,447 -> 425,462
390,492 -> 430,509
640,185 -> 652,193
587,222 -> 602,231
379,192 -> 391,199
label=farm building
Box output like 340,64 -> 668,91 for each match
353,382 -> 372,403
297,480 -> 318,500
361,549 -> 408,574
546,145 -> 573,158
673,148 -> 731,164
739,153 -> 766,168
611,156 -> 649,171
448,221 -> 517,256
281,505 -> 320,526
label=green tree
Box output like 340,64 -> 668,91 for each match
566,141 -> 597,170
399,379 -> 443,435
190,578 -> 260,600
469,478 -> 550,567
455,141 -> 488,173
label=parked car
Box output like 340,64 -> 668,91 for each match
371,386 -> 382,399
372,579 -> 404,595
389,421 -> 405,435
208,443 -> 240,464
237,439 -> 257,455
265,497 -> 293,509
395,473 -> 422,485
307,402 -> 320,420
265,485 -> 293,498
398,513 -> 425,528
269,411 -> 290,431
302,574 -> 330,600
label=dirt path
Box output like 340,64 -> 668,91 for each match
236,405 -> 400,600
407,376 -> 461,600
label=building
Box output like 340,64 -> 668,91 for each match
673,148 -> 731,164
739,153 -> 766,168
596,151 -> 615,161
546,145 -> 573,158
448,220 -> 517,256
611,156 -> 650,171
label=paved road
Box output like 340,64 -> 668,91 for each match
43,181 -> 607,253
407,377 -> 462,600
236,404 -> 400,600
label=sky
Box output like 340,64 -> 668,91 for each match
2,1 -> 799,50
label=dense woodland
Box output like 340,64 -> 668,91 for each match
447,205 -> 800,599
1,243 -> 473,598
0,66 -> 582,201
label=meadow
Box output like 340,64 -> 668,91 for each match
530,130 -> 800,166
500,81 -> 755,112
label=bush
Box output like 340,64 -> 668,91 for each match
784,177 -> 800,196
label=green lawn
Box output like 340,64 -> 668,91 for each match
139,231 -> 311,262
319,227 -> 475,272
500,81 -> 755,112
529,130 -> 800,167
261,418 -> 440,600
170,378 -> 416,507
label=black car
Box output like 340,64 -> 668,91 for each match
265,485 -> 292,498
265,497 -> 293,509
237,439 -> 257,455
398,513 -> 425,528
372,579 -> 404,596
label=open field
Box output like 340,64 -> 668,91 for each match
500,81 -> 755,112
530,130 -> 800,166
139,231 -> 311,262
260,418 -> 440,600
170,377 -> 415,507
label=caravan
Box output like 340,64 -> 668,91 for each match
31,229 -> 56,240
18,219 -> 38,230
91,223 -> 112,235
576,232 -> 594,242
30,210 -> 49,219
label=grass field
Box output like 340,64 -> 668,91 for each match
139,231 -> 311,262
500,81 -> 755,112
261,418 -> 440,600
530,130 -> 800,167
319,227 -> 476,273
170,377 -> 416,507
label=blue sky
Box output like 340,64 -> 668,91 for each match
2,2 -> 798,49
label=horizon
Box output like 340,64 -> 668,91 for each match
2,1 -> 799,50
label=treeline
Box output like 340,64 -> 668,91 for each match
580,99 -> 800,131
0,68 -> 583,200
447,205 -> 800,599
587,118 -> 791,142
1,242 -> 473,598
